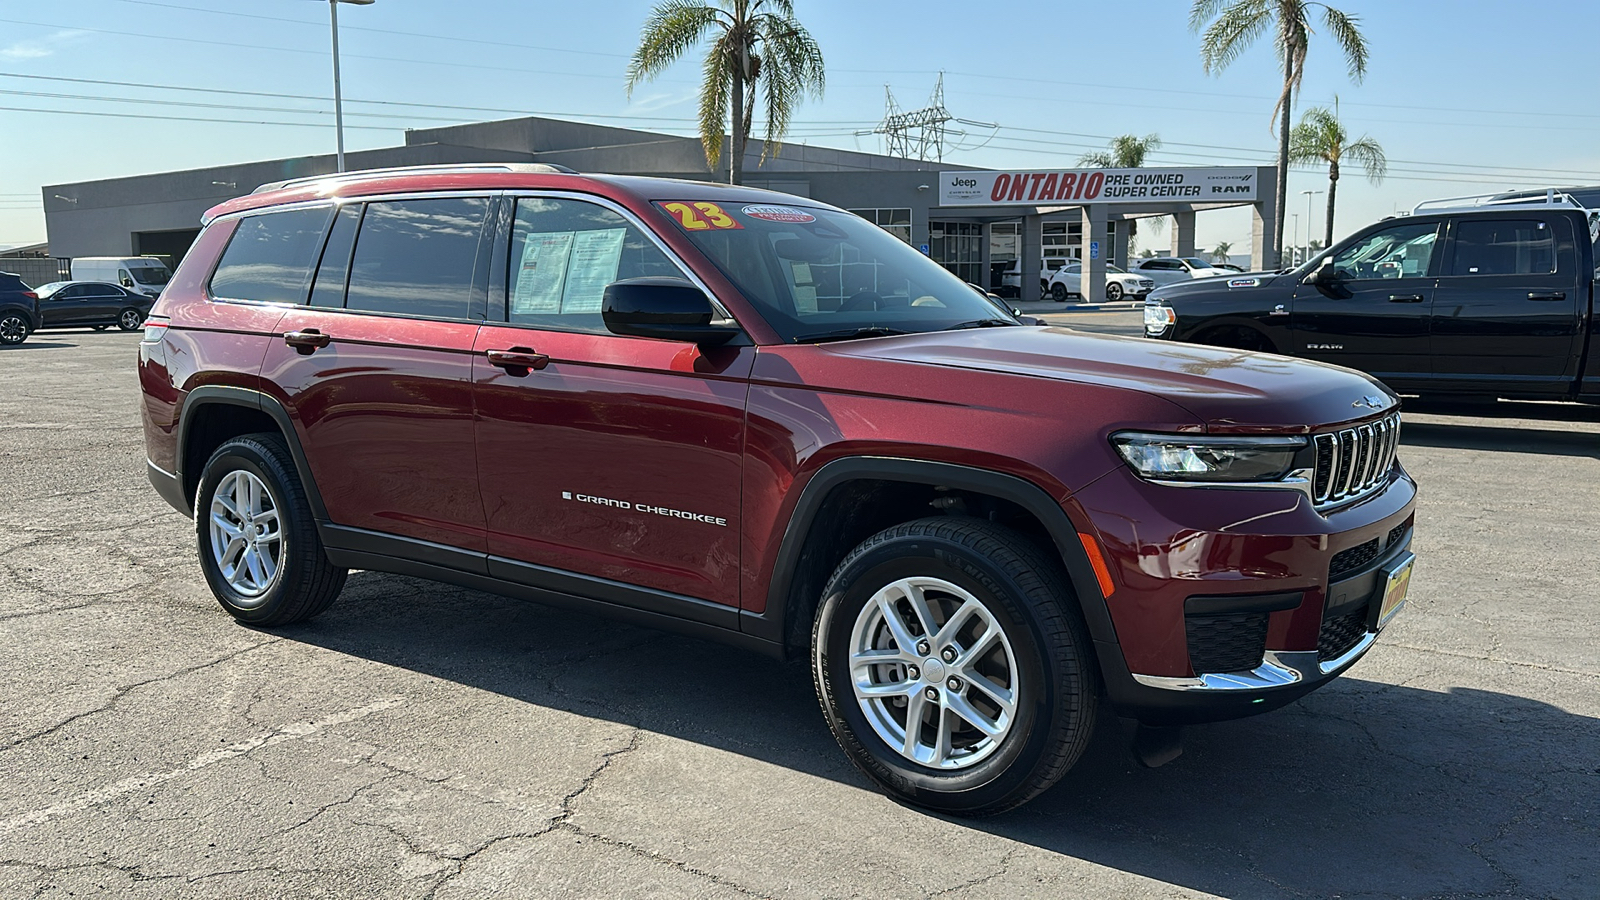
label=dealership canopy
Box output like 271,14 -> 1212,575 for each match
939,167 -> 1258,207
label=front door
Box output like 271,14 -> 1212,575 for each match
1429,214 -> 1582,394
1291,219 -> 1441,389
472,195 -> 752,608
262,197 -> 491,553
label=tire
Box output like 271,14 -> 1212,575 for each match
0,313 -> 29,347
117,308 -> 145,331
1050,283 -> 1068,302
812,516 -> 1097,816
1105,282 -> 1124,302
195,433 -> 346,626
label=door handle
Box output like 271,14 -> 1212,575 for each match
1527,291 -> 1566,301
1387,294 -> 1426,303
486,347 -> 550,375
283,329 -> 332,354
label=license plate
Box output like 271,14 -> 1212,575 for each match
1375,553 -> 1415,630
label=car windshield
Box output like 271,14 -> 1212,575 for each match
1181,258 -> 1212,269
660,201 -> 1015,342
128,266 -> 171,285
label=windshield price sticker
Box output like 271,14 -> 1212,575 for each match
660,201 -> 742,231
742,204 -> 816,224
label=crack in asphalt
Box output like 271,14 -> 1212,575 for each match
1385,641 -> 1600,679
1,640 -> 278,751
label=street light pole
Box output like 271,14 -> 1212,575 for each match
329,0 -> 375,173
1301,189 -> 1323,262
1290,213 -> 1299,266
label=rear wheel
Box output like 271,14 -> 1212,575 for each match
0,313 -> 29,346
117,308 -> 145,331
1050,283 -> 1068,302
196,433 -> 346,626
812,516 -> 1097,816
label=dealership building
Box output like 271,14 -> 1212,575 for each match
41,116 -> 1279,302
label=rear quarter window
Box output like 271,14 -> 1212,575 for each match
209,207 -> 332,304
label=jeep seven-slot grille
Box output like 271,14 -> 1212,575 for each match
1186,611 -> 1270,674
1311,413 -> 1401,508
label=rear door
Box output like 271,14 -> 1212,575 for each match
1290,218 -> 1441,388
262,196 -> 491,554
472,193 -> 752,608
80,284 -> 123,323
1428,214 -> 1581,393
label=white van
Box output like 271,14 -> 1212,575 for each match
69,257 -> 172,298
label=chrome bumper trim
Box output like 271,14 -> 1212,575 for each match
1131,637 -> 1378,693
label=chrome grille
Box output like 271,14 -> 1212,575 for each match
1312,413 -> 1401,508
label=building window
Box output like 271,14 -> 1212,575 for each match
929,221 -> 984,285
848,208 -> 912,244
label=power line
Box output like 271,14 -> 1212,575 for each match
0,104 -> 396,131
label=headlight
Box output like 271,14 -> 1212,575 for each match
1111,432 -> 1307,482
1143,304 -> 1176,333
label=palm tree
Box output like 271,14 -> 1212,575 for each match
1190,0 -> 1369,267
1080,134 -> 1164,254
1289,98 -> 1385,245
1211,240 -> 1233,263
626,0 -> 824,185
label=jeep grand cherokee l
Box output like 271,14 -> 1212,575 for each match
139,164 -> 1418,815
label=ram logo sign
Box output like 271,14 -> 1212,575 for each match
939,167 -> 1258,206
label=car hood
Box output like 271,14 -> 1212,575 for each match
1154,271 -> 1289,295
830,326 -> 1395,433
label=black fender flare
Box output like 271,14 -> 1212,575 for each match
177,385 -> 328,520
1181,315 -> 1281,351
739,457 -> 1120,651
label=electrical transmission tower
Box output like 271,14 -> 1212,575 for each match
863,73 -> 996,163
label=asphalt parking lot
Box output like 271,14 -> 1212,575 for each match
1,320 -> 1596,899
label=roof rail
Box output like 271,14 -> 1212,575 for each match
251,162 -> 577,194
1410,188 -> 1588,215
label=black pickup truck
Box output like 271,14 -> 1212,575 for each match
1143,194 -> 1600,404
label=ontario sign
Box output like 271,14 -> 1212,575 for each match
938,167 -> 1258,206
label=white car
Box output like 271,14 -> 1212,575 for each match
1130,256 -> 1233,286
999,256 -> 1071,298
1045,263 -> 1156,302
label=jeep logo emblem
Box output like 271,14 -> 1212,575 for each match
1353,395 -> 1386,410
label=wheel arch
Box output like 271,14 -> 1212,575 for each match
1187,318 -> 1279,353
178,386 -> 327,519
743,457 -> 1120,657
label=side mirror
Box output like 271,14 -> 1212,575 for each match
602,277 -> 740,346
1305,262 -> 1336,286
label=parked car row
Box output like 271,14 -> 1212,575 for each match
0,273 -> 154,346
997,255 -> 1237,302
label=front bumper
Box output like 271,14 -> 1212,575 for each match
1070,463 -> 1417,725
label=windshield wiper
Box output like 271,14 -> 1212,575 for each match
791,326 -> 912,344
943,318 -> 1018,330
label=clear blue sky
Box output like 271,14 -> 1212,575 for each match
2,0 -> 1597,256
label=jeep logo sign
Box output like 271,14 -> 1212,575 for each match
938,167 -> 1257,206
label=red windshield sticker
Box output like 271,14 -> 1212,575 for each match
659,201 -> 742,231
741,204 -> 816,224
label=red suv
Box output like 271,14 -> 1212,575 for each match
138,164 -> 1417,815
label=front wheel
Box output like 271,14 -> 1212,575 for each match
196,433 -> 346,626
117,308 -> 145,331
1105,282 -> 1124,302
0,313 -> 29,346
812,517 -> 1097,816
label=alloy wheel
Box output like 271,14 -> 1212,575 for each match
0,315 -> 26,344
120,309 -> 145,331
848,576 -> 1021,770
208,469 -> 283,602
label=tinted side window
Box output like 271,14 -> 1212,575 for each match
308,204 -> 361,309
346,198 -> 489,319
210,207 -> 330,304
1331,222 -> 1438,280
506,197 -> 681,334
1450,219 -> 1556,276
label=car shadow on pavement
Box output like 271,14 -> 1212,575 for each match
1401,422 -> 1600,460
3,342 -> 78,350
280,570 -> 1599,899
